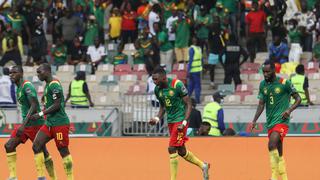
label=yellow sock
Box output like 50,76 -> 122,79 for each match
183,150 -> 204,169
278,156 -> 288,180
269,149 -> 280,180
6,152 -> 17,178
63,155 -> 74,180
170,153 -> 179,180
34,152 -> 46,177
45,155 -> 57,180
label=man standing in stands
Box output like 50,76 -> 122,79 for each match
65,71 -> 94,108
251,61 -> 301,180
149,67 -> 210,180
0,67 -> 16,108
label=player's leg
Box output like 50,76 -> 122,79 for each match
268,131 -> 281,180
42,146 -> 57,180
58,147 -> 73,180
168,146 -> 179,180
4,137 -> 23,180
177,145 -> 210,180
54,125 -> 73,180
277,139 -> 288,180
33,129 -> 52,180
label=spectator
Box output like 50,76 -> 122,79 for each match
245,1 -> 267,62
89,0 -> 105,41
268,0 -> 287,39
207,15 -> 225,88
288,19 -> 303,63
187,98 -> 202,135
67,37 -> 86,65
86,37 -> 106,70
217,0 -> 240,38
26,10 -> 48,66
112,43 -> 128,65
0,67 -> 16,108
313,36 -> 320,63
166,6 -> 178,44
120,1 -> 137,44
50,36 -> 67,66
48,0 -> 65,44
109,7 -> 122,43
198,121 -> 211,136
148,4 -> 161,36
146,74 -> 159,107
195,6 -> 210,56
6,5 -> 31,40
172,10 -> 191,63
137,0 -> 150,31
202,92 -> 225,136
161,0 -> 176,22
221,35 -> 248,87
290,64 -> 314,106
65,71 -> 94,108
55,8 -> 83,53
0,24 -> 23,66
188,37 -> 202,104
154,22 -> 174,73
84,15 -> 99,47
269,35 -> 289,64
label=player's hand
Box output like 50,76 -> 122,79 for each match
149,117 -> 159,126
281,110 -> 291,120
177,124 -> 185,132
16,125 -> 25,137
250,121 -> 257,132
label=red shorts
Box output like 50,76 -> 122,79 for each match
10,125 -> 42,143
39,124 -> 70,148
268,124 -> 289,142
168,121 -> 189,147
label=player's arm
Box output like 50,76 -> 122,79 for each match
41,91 -> 62,115
251,82 -> 266,130
282,80 -> 301,119
182,95 -> 192,123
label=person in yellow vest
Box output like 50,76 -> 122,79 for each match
201,92 -> 225,136
188,37 -> 203,104
290,64 -> 314,106
65,71 -> 94,108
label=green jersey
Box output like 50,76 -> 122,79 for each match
44,80 -> 69,126
16,80 -> 44,127
258,77 -> 297,129
154,78 -> 188,123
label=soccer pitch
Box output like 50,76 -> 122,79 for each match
0,137 -> 319,180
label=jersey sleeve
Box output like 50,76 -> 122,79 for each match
175,80 -> 188,97
49,81 -> 63,100
24,83 -> 37,99
258,81 -> 266,101
285,79 -> 297,95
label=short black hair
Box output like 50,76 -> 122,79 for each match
11,65 -> 23,73
295,64 -> 305,74
76,71 -> 86,80
3,67 -> 10,75
40,63 -> 52,73
223,128 -> 236,136
263,60 -> 275,70
201,121 -> 211,127
152,66 -> 166,76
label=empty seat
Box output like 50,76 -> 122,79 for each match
57,65 -> 74,73
97,64 -> 114,74
217,84 -> 235,96
224,95 -> 241,105
126,84 -> 146,95
132,64 -> 148,80
240,74 -> 249,82
235,84 -> 254,101
123,43 -> 136,56
120,74 -> 138,82
99,75 -> 119,86
248,73 -> 263,81
202,95 -> 213,105
167,74 -> 177,79
303,62 -> 319,74
243,94 -> 259,105
241,63 -> 261,74
114,64 -> 132,76
172,63 -> 187,72
75,64 -> 92,74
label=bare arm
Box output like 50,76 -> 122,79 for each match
157,103 -> 165,119
304,88 -> 314,105
252,99 -> 265,123
288,92 -> 301,113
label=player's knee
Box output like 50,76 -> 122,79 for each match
268,142 -> 277,150
168,147 -> 177,154
177,150 -> 186,157
4,142 -> 12,152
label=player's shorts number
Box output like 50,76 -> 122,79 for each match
56,132 -> 63,140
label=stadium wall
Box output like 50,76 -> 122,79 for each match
0,137 -> 319,180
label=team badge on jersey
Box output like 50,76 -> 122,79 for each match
169,90 -> 174,96
275,87 -> 281,94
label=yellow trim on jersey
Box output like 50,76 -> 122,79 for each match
49,80 -> 60,86
281,79 -> 287,85
173,80 -> 182,88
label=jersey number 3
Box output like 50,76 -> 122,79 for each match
270,96 -> 274,105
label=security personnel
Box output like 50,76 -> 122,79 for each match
188,37 -> 203,104
290,64 -> 314,106
220,35 -> 248,87
201,92 -> 225,136
65,71 -> 94,108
